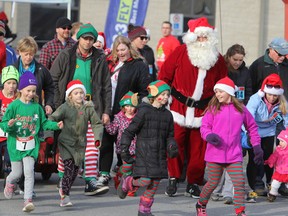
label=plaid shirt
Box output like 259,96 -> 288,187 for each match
39,35 -> 75,70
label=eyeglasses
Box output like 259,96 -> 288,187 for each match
140,36 -> 148,41
61,26 -> 72,30
274,49 -> 285,57
266,84 -> 281,89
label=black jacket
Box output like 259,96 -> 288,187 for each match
14,59 -> 55,109
140,45 -> 157,81
120,102 -> 177,178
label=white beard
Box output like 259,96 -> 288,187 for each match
185,36 -> 219,70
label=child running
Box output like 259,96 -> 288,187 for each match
105,91 -> 138,191
49,80 -> 103,207
265,128 -> 288,202
0,65 -> 19,176
1,72 -> 63,213
117,80 -> 178,216
197,77 -> 263,216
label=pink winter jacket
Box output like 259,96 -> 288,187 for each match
266,146 -> 288,174
200,103 -> 260,163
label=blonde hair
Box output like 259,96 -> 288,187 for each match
278,95 -> 288,115
204,95 -> 244,115
110,35 -> 141,63
17,36 -> 38,54
67,95 -> 83,108
16,91 -> 39,103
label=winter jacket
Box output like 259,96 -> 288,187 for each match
105,110 -> 136,155
50,43 -> 112,116
266,145 -> 288,174
139,45 -> 157,81
228,61 -> 252,105
249,49 -> 288,99
120,102 -> 177,178
200,103 -> 260,163
49,100 -> 103,166
246,92 -> 286,137
14,58 -> 55,109
107,57 -> 151,116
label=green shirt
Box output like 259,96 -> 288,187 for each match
0,99 -> 60,161
74,58 -> 92,94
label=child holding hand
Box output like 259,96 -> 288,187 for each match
49,80 -> 103,207
1,72 -> 63,213
197,77 -> 263,216
265,128 -> 288,202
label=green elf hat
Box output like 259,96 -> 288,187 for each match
147,80 -> 170,98
76,23 -> 98,41
119,91 -> 138,107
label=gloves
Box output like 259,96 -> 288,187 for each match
206,133 -> 222,146
167,143 -> 178,158
95,140 -> 101,148
121,151 -> 135,164
253,145 -> 264,165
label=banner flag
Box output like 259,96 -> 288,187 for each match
104,0 -> 149,49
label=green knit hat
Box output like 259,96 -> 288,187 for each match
1,65 -> 19,84
76,23 -> 98,41
119,91 -> 138,107
147,80 -> 170,98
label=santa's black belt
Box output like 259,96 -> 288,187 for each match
171,87 -> 212,109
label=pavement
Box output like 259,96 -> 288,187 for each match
0,171 -> 288,216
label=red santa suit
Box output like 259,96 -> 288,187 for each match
158,17 -> 228,189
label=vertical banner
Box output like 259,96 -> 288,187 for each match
104,0 -> 149,49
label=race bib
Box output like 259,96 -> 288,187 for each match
0,128 -> 7,137
271,112 -> 283,124
16,136 -> 35,151
235,86 -> 245,100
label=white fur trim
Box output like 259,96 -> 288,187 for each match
263,85 -> 284,95
171,110 -> 202,128
214,83 -> 235,96
194,26 -> 214,36
182,31 -> 197,44
258,90 -> 265,97
97,35 -> 104,45
65,84 -> 86,100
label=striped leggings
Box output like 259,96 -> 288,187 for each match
58,123 -> 99,179
199,162 -> 245,214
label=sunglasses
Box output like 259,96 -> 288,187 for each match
140,36 -> 148,41
61,26 -> 72,30
266,84 -> 281,89
274,49 -> 285,57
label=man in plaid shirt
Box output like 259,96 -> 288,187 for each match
39,17 -> 75,70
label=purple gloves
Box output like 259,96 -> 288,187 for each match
253,145 -> 264,165
206,133 -> 222,146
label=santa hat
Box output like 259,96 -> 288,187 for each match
97,32 -> 107,50
277,128 -> 288,145
147,80 -> 170,98
119,91 -> 138,107
258,73 -> 284,97
183,17 -> 215,43
213,77 -> 237,96
65,80 -> 86,100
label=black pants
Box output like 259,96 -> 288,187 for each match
246,136 -> 274,190
99,130 -> 115,173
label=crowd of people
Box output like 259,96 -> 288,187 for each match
0,13 -> 287,216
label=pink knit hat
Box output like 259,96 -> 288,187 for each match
277,128 -> 288,144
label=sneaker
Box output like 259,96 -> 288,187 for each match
267,193 -> 276,202
255,188 -> 267,196
223,196 -> 233,205
184,184 -> 201,199
97,174 -> 110,186
117,175 -> 133,199
246,191 -> 257,203
236,211 -> 247,216
60,195 -> 73,207
22,199 -> 35,212
195,202 -> 207,216
84,180 -> 109,196
165,178 -> 178,197
210,193 -> 224,201
4,183 -> 14,199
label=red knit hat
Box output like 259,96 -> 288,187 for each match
258,73 -> 284,97
65,80 -> 86,100
184,17 -> 215,43
213,77 -> 237,96
97,32 -> 106,50
127,25 -> 146,41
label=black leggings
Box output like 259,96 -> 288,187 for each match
62,158 -> 79,196
99,130 -> 115,173
246,136 -> 274,190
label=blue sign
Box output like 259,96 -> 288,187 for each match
104,0 -> 149,49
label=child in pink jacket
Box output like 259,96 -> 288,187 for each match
198,77 -> 263,216
265,128 -> 288,202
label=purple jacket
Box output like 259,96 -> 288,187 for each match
201,103 -> 260,163
266,146 -> 288,174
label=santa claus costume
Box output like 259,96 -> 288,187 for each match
158,17 -> 228,198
